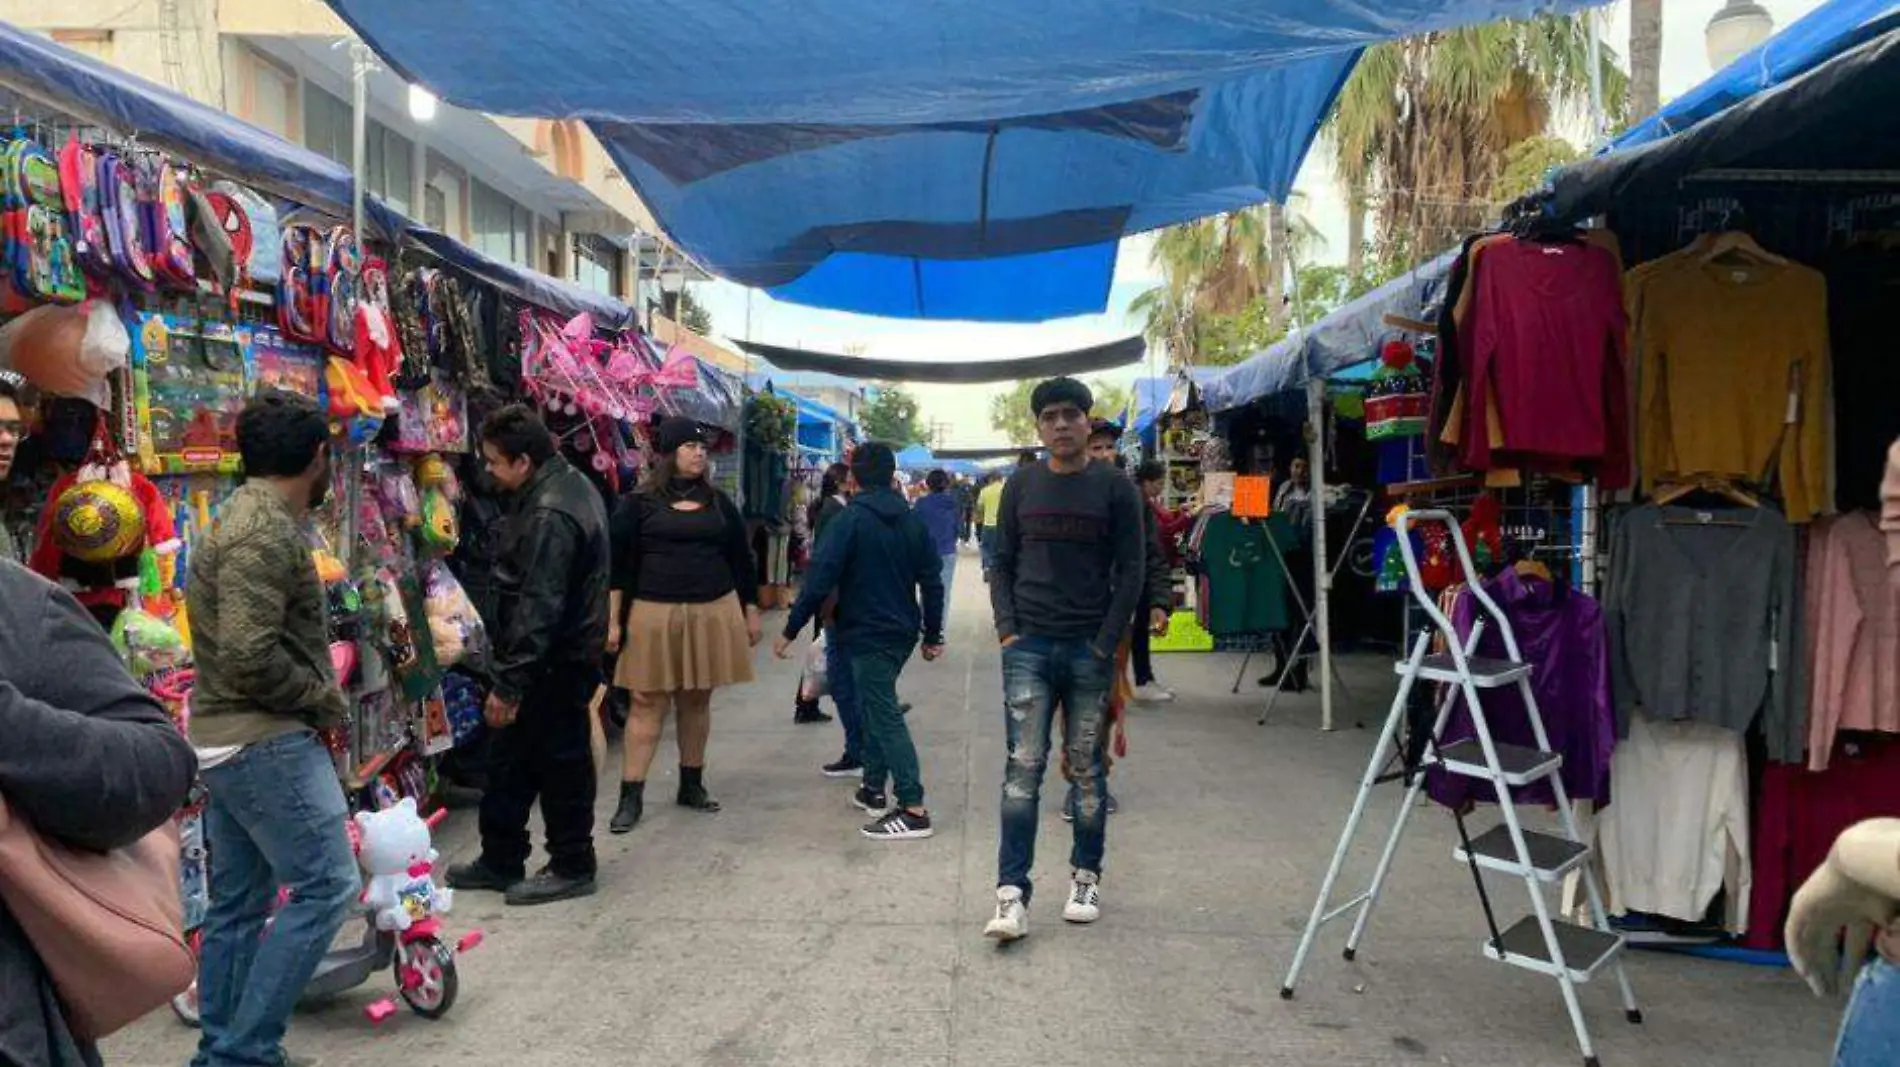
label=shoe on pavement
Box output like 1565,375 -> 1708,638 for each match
445,859 -> 520,893
1132,683 -> 1175,704
852,785 -> 890,815
1063,870 -> 1102,924
985,886 -> 1029,942
504,868 -> 598,907
862,808 -> 934,841
609,781 -> 644,834
678,781 -> 722,813
794,701 -> 834,725
823,755 -> 865,778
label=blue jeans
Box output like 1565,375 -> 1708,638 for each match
940,552 -> 958,592
827,630 -> 863,764
192,731 -> 360,1067
997,635 -> 1112,903
979,527 -> 998,573
1837,957 -> 1900,1066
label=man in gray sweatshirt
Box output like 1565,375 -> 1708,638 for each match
984,377 -> 1145,941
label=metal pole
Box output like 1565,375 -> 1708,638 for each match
1307,376 -> 1334,731
349,41 -> 369,244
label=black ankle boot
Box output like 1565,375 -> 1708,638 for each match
678,765 -> 721,813
793,699 -> 833,725
609,781 -> 644,834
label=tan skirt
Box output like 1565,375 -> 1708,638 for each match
614,593 -> 756,693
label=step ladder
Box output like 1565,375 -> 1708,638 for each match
1279,509 -> 1642,1067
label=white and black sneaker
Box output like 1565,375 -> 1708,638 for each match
862,808 -> 933,841
1063,870 -> 1102,924
822,755 -> 864,778
984,886 -> 1029,941
851,786 -> 891,815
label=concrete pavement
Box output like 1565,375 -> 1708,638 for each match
108,547 -> 1840,1066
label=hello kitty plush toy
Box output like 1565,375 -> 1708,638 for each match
354,798 -> 454,932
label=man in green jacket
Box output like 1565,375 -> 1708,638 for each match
187,391 -> 360,1067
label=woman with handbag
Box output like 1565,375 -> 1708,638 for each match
605,417 -> 762,833
0,559 -> 198,1066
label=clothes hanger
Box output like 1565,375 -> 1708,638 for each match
1513,557 -> 1552,583
1652,474 -> 1760,509
1698,230 -> 1786,267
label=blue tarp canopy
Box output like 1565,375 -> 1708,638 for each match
1129,370 -> 1223,435
322,0 -> 1598,323
0,22 -> 633,327
1611,0 -> 1900,152
1199,250 -> 1456,412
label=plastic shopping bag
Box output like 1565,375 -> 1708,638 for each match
798,631 -> 829,701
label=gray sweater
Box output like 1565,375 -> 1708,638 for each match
989,461 -> 1146,655
0,561 -> 198,1067
1604,504 -> 1805,762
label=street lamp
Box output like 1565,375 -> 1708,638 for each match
1706,0 -> 1775,71
407,85 -> 438,123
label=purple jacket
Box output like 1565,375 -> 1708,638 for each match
1426,569 -> 1615,811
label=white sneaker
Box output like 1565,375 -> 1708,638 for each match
984,886 -> 1029,942
1063,870 -> 1102,924
1132,683 -> 1175,704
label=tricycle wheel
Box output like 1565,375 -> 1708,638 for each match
395,937 -> 457,1019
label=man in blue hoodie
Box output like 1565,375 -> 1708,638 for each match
913,468 -> 961,591
776,442 -> 947,840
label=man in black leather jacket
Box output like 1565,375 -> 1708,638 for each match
448,405 -> 610,906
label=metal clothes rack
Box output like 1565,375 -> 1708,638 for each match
1253,490 -> 1374,724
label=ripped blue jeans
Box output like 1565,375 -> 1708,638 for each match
997,635 -> 1111,903
1837,957 -> 1900,1067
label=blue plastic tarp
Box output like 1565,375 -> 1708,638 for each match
1130,370 -> 1222,435
1612,0 -> 1900,151
322,0 -> 1600,323
1200,249 -> 1456,412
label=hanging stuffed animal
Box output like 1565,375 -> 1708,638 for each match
352,256 -> 401,415
29,412 -> 179,614
1461,493 -> 1505,576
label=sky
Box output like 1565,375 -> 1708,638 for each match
694,0 -> 1825,448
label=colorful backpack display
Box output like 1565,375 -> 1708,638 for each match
135,155 -> 195,290
211,181 -> 278,285
4,137 -> 85,304
323,226 -> 359,357
277,223 -> 328,344
97,151 -> 154,289
56,136 -> 110,279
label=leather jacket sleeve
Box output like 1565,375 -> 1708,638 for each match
491,505 -> 581,703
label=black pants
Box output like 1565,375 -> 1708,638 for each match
478,663 -> 600,879
1131,618 -> 1155,686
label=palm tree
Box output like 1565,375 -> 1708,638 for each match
1323,14 -> 1628,268
1629,0 -> 1662,119
1131,199 -> 1324,366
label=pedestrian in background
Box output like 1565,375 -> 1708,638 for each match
1133,459 -> 1191,704
976,472 -> 1005,578
985,378 -> 1144,941
778,442 -> 947,840
954,475 -> 977,544
791,461 -> 851,727
187,391 -> 361,1063
450,405 -> 611,906
914,468 -> 961,592
606,417 -> 761,833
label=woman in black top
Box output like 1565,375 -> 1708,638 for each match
606,417 -> 760,833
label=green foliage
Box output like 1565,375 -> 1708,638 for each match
861,385 -> 925,446
1136,259 -> 1404,368
1489,135 -> 1582,205
745,392 -> 798,452
677,287 -> 714,335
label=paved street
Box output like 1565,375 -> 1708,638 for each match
110,550 -> 1839,1066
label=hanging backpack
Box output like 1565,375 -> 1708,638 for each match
5,138 -> 84,303
96,151 -> 154,290
57,136 -> 110,280
323,226 -> 359,358
210,181 -> 278,285
135,155 -> 194,290
277,223 -> 327,344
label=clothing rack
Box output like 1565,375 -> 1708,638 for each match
1255,489 -> 1373,724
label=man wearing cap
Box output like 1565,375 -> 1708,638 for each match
448,404 -> 611,906
776,442 -> 947,840
984,377 -> 1146,940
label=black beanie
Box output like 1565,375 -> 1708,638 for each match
1029,376 -> 1093,416
654,416 -> 707,454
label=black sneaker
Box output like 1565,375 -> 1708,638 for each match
504,868 -> 598,907
852,785 -> 890,815
445,859 -> 521,893
823,755 -> 865,778
794,701 -> 834,725
862,808 -> 934,841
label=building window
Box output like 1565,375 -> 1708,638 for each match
425,153 -> 467,240
470,178 -> 533,267
50,30 -> 114,62
302,82 -> 351,166
572,235 -> 622,297
363,122 -> 415,217
231,47 -> 297,140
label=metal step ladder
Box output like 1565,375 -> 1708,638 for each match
1279,509 -> 1642,1067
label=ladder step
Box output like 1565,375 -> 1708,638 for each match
1483,916 -> 1625,982
1453,825 -> 1591,881
1433,739 -> 1562,785
1395,653 -> 1532,687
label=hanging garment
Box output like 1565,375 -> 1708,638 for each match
1805,512 -> 1900,770
1596,714 -> 1750,934
1631,255 -> 1833,522
1745,736 -> 1900,950
1604,503 -> 1804,763
1195,511 -> 1295,636
1461,237 -> 1631,488
1426,570 -> 1615,811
